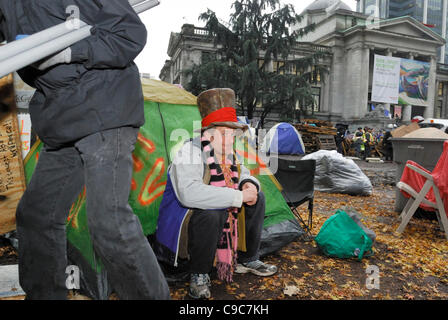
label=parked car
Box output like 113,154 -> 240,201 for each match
419,118 -> 448,134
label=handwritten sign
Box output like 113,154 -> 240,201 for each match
0,74 -> 26,235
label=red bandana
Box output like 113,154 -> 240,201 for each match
201,107 -> 237,128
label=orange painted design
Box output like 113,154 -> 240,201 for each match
132,154 -> 144,172
131,178 -> 137,191
138,157 -> 166,207
137,133 -> 156,154
235,149 -> 267,168
67,187 -> 87,229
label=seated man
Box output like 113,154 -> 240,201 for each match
155,88 -> 277,299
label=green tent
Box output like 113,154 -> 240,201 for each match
24,80 -> 302,299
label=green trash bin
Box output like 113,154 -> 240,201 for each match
391,137 -> 447,212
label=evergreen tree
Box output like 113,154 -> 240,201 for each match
186,0 -> 330,126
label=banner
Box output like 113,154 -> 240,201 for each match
0,74 -> 26,235
371,55 -> 401,104
372,55 -> 430,107
398,58 -> 430,107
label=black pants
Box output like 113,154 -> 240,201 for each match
188,192 -> 266,274
16,127 -> 170,300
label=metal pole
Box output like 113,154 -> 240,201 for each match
0,25 -> 92,80
134,0 -> 160,13
0,20 -> 87,61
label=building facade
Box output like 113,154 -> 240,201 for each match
159,24 -> 333,126
356,0 -> 448,63
160,1 -> 446,129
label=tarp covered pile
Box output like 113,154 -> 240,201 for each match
303,150 -> 373,196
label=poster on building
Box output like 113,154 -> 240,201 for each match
398,58 -> 430,107
0,74 -> 26,235
393,105 -> 402,118
371,55 -> 401,104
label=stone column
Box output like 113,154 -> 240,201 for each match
444,82 -> 448,118
424,55 -> 437,118
329,46 -> 345,119
423,0 -> 428,24
321,66 -> 331,113
404,52 -> 414,121
441,0 -> 447,63
343,44 -> 370,120
384,48 -> 394,116
402,105 -> 412,122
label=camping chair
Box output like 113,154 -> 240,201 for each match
270,157 -> 316,235
396,141 -> 448,240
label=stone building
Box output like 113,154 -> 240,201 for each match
159,0 -> 447,129
294,0 -> 445,128
159,23 -> 332,126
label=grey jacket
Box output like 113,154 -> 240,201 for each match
169,138 -> 260,210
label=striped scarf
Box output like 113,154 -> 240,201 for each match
201,135 -> 239,283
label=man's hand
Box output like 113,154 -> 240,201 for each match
242,182 -> 258,206
32,48 -> 72,71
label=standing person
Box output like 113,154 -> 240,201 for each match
364,128 -> 374,159
394,114 -> 401,126
0,0 -> 170,300
155,88 -> 277,299
383,131 -> 394,161
352,128 -> 365,159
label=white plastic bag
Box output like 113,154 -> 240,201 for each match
302,150 -> 373,195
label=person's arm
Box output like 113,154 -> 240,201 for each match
69,0 -> 147,69
170,142 -> 243,210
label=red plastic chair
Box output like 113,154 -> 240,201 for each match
396,141 -> 448,240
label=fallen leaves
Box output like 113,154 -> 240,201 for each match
165,187 -> 448,300
283,285 -> 300,297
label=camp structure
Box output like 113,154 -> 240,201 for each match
23,79 -> 303,299
0,74 -> 26,235
261,122 -> 306,155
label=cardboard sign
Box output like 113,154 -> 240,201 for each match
17,113 -> 32,160
0,74 -> 26,235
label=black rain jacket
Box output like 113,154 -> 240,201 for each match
0,0 -> 147,148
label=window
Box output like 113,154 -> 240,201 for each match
273,61 -> 285,74
311,87 -> 321,113
311,66 -> 321,83
301,87 -> 321,114
435,101 -> 442,118
286,63 -> 297,75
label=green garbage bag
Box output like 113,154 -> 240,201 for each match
314,210 -> 373,261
